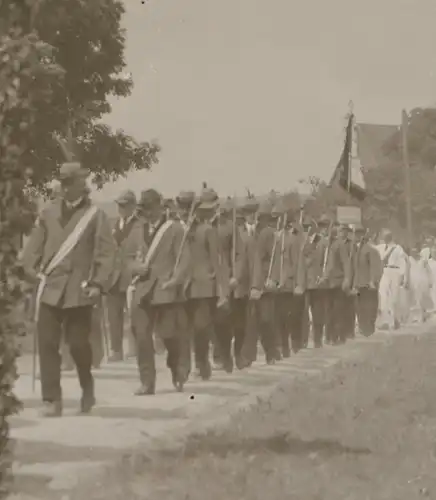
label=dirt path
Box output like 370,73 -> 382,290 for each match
67,324 -> 436,500
10,323 -> 436,499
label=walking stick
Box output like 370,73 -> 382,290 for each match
100,296 -> 111,361
32,323 -> 38,393
29,289 -> 37,392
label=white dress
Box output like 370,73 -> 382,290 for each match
409,256 -> 433,322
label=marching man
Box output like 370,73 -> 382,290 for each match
20,162 -> 115,417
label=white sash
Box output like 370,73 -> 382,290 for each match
34,205 -> 98,322
126,219 -> 174,312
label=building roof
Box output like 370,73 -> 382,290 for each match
356,122 -> 398,170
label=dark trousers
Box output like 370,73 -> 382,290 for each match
274,293 -> 292,357
61,303 -> 103,368
132,302 -> 190,390
106,289 -> 126,354
306,289 -> 328,346
356,287 -> 378,336
241,294 -> 276,363
37,303 -> 93,402
289,293 -> 305,353
215,297 -> 248,367
187,298 -> 216,376
325,288 -> 348,344
343,294 -> 357,338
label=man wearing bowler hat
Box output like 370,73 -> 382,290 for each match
106,189 -> 145,362
20,161 -> 115,417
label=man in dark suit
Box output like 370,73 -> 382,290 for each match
130,190 -> 191,394
20,162 -> 115,417
106,190 -> 145,362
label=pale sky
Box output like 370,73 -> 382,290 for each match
94,0 -> 436,201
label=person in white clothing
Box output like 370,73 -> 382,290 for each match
409,246 -> 433,323
376,229 -> 409,330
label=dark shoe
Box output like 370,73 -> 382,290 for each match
199,362 -> 212,381
79,380 -> 96,414
282,348 -> 291,358
223,358 -> 234,374
40,401 -> 62,418
134,385 -> 155,396
172,368 -> 186,393
79,395 -> 96,414
236,357 -> 251,369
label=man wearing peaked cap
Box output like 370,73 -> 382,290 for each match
106,189 -> 145,363
20,156 -> 115,418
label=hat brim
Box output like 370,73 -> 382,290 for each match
176,197 -> 195,206
197,201 -> 218,210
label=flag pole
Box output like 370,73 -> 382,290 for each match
347,100 -> 354,194
401,109 -> 413,251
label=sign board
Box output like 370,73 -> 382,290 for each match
336,205 -> 361,225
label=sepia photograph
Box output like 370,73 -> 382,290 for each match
2,0 -> 436,498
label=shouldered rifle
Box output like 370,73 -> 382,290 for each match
172,197 -> 199,276
266,216 -> 281,285
317,220 -> 334,285
279,213 -> 288,286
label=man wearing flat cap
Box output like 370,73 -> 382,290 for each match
129,188 -> 191,394
105,189 -> 145,362
20,161 -> 115,417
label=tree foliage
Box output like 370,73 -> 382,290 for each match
383,107 -> 436,169
1,0 -> 160,189
0,1 -> 160,494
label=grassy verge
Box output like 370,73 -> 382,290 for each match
65,329 -> 436,500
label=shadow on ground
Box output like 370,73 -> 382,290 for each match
169,432 -> 372,459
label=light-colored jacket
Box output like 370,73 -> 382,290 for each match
20,197 -> 115,309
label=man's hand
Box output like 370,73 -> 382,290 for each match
265,279 -> 277,290
250,288 -> 262,300
342,280 -> 350,292
294,285 -> 304,295
368,281 -> 376,289
217,295 -> 229,309
136,266 -> 150,278
229,277 -> 238,289
83,286 -> 101,300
